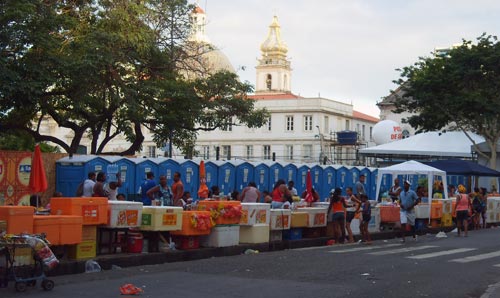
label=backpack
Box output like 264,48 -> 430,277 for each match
75,181 -> 84,196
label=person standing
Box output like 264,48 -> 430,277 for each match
93,172 -> 107,197
345,187 -> 361,243
389,178 -> 402,202
146,175 -> 173,206
453,184 -> 472,237
172,171 -> 184,207
287,181 -> 298,196
358,194 -> 372,244
240,182 -> 261,203
105,172 -> 122,201
327,188 -> 348,244
140,172 -> 157,206
82,172 -> 96,197
399,180 -> 420,242
355,174 -> 367,198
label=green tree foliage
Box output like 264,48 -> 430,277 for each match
0,0 -> 268,156
394,34 -> 500,167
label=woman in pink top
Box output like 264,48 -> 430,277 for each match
453,184 -> 472,237
240,182 -> 261,203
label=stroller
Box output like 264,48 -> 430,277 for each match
0,234 -> 58,292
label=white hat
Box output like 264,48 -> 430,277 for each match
404,180 -> 411,186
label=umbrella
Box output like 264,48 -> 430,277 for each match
28,144 -> 48,194
197,160 -> 209,199
305,170 -> 313,204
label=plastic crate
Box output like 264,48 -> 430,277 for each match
68,240 -> 96,260
173,236 -> 200,250
283,228 -> 302,240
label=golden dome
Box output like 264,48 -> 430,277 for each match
260,16 -> 288,55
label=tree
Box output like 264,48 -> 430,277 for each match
394,34 -> 500,168
1,0 -> 268,156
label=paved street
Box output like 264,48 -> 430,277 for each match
2,228 -> 500,298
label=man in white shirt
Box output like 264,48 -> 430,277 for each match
82,172 -> 96,197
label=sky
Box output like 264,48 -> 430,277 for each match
194,0 -> 500,118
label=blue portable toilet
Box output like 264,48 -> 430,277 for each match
373,169 -> 392,200
233,160 -> 255,192
158,158 -> 181,187
310,164 -> 323,198
349,166 -> 360,193
321,165 -> 336,201
283,163 -> 298,187
218,161 -> 236,196
130,158 -> 159,197
335,165 -> 349,195
101,156 -> 136,200
366,167 -> 377,200
205,160 -> 221,191
55,155 -> 109,197
253,162 -> 270,199
179,159 -> 199,197
296,164 -> 311,196
268,161 -> 285,190
359,167 -> 372,199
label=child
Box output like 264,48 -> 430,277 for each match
358,194 -> 372,244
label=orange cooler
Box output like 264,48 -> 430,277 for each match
197,200 -> 242,225
50,197 -> 108,225
171,211 -> 213,236
379,206 -> 400,222
82,225 -> 97,241
33,215 -> 60,244
58,215 -> 83,244
0,206 -> 34,234
431,202 -> 443,219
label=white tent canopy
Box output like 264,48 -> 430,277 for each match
360,131 -> 484,158
376,160 -> 448,207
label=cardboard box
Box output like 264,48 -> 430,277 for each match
68,240 -> 96,260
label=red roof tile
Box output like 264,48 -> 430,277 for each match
353,110 -> 379,123
193,6 -> 205,14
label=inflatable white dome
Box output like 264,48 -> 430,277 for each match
372,120 -> 402,145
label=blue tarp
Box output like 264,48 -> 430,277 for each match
425,159 -> 500,177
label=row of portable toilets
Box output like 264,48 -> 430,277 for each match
56,155 -> 469,202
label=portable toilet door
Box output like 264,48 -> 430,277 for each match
283,163 -> 298,188
349,166 -> 360,195
359,167 -> 372,199
234,161 -> 255,193
205,161 -> 221,191
321,165 -> 336,201
335,165 -> 349,195
253,162 -> 270,200
296,164 -> 311,196
310,164 -> 323,198
179,159 -> 199,199
101,156 -> 136,200
218,161 -> 236,196
56,156 -> 86,197
85,156 -> 109,177
268,162 -> 284,192
131,158 -> 159,200
158,159 -> 180,187
367,167 -> 377,201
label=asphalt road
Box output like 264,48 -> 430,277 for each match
2,228 -> 500,298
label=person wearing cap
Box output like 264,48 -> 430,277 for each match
399,180 -> 420,242
355,174 -> 366,199
140,171 -> 157,206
